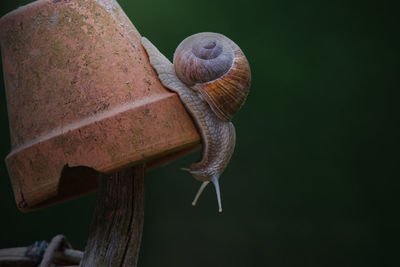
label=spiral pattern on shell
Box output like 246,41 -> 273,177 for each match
173,32 -> 251,122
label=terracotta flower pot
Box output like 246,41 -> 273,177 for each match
0,0 -> 200,211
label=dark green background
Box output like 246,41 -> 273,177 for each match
1,0 -> 399,266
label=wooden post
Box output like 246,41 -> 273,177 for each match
79,164 -> 145,267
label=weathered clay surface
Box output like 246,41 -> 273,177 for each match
0,0 -> 200,211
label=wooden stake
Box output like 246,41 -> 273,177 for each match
80,164 -> 145,267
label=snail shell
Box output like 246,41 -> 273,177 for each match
173,32 -> 251,121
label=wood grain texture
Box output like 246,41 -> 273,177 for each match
79,165 -> 145,267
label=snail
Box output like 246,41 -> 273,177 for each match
141,32 -> 251,212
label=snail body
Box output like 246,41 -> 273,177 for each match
141,33 -> 251,212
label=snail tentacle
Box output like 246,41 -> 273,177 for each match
211,175 -> 223,213
192,181 -> 210,206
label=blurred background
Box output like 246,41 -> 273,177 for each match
0,0 -> 399,266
